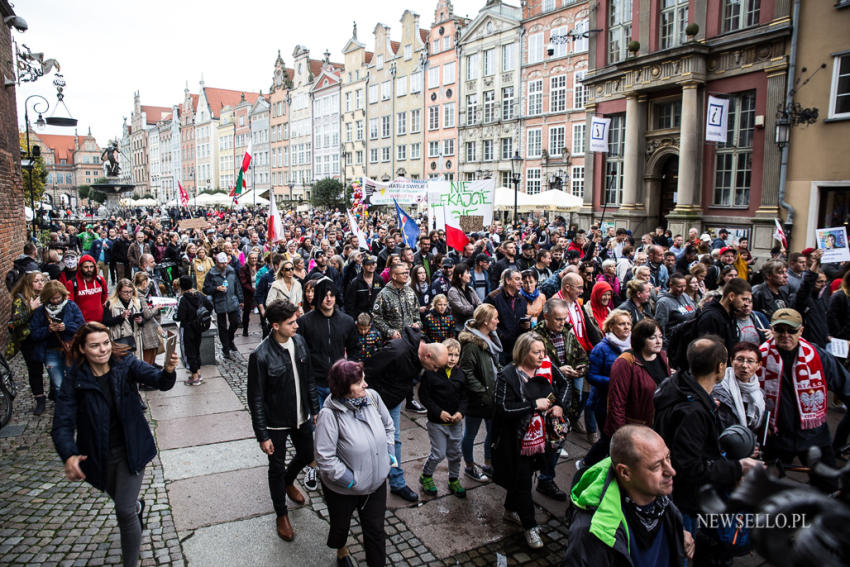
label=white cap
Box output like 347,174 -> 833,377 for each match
215,252 -> 228,263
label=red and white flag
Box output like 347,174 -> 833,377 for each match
178,182 -> 189,207
773,218 -> 788,249
267,193 -> 284,243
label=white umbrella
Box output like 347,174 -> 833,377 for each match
195,193 -> 233,206
527,190 -> 583,212
493,186 -> 534,211
134,198 -> 158,207
235,189 -> 269,206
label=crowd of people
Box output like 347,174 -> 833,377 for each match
6,206 -> 850,567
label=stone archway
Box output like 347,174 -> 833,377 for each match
644,146 -> 679,229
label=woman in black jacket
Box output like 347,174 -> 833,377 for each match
52,322 -> 178,567
174,276 -> 213,386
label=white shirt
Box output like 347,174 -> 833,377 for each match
268,337 -> 307,428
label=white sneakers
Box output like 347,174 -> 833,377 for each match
524,527 -> 543,549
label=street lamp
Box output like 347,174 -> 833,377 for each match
510,150 -> 523,228
775,113 -> 790,149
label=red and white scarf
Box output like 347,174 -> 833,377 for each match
758,338 -> 827,432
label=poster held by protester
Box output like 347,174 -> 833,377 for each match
427,178 -> 495,231
360,177 -> 428,206
816,226 -> 850,263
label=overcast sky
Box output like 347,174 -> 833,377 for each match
14,0 -> 487,147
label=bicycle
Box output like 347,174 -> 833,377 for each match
0,353 -> 17,429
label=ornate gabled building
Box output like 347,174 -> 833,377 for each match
180,85 -> 199,196
130,92 -> 170,196
312,55 -> 342,184
31,130 -> 102,208
457,0 -> 523,187
250,94 -> 271,198
269,51 -> 294,203
288,46 -> 330,201
392,10 -> 429,181
365,24 -> 403,181
582,0 -> 792,255
340,26 -> 372,186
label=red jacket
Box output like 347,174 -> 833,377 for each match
605,350 -> 670,437
65,256 -> 108,323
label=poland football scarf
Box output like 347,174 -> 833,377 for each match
758,338 -> 827,431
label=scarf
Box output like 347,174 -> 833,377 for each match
589,281 -> 613,329
715,367 -> 766,429
758,338 -> 827,431
45,300 -> 68,319
606,332 -> 631,352
520,287 -> 540,303
343,395 -> 372,423
623,494 -> 671,550
517,368 -> 548,456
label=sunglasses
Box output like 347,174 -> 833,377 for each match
772,325 -> 800,335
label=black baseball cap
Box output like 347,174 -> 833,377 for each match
363,255 -> 377,265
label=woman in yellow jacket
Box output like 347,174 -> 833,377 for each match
191,247 -> 215,291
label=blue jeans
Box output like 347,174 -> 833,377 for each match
316,386 -> 330,409
538,448 -> 561,482
462,416 -> 492,465
387,403 -> 407,489
44,349 -> 67,391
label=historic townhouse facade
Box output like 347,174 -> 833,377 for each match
148,127 -> 161,198
288,46 -> 324,201
366,25 -> 401,182
424,0 -> 468,181
340,29 -> 371,184
250,95 -> 271,196
216,106 -> 236,192
130,92 -> 169,196
233,94 -> 254,196
392,10 -> 429,181
582,0 -> 791,254
180,87 -> 198,196
269,51 -> 293,202
312,60 -> 342,184
156,106 -> 181,202
72,129 -> 103,189
31,131 -> 102,207
457,0 -> 523,187
520,0 -> 589,197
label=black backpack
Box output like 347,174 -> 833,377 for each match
666,307 -> 702,372
194,297 -> 212,332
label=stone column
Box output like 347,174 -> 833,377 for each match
620,93 -> 642,211
674,81 -> 700,212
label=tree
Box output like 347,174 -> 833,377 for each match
311,177 -> 344,209
19,133 -> 48,203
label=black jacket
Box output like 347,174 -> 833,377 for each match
344,273 -> 384,318
484,287 -> 528,363
418,366 -> 468,424
174,290 -> 212,335
296,308 -> 359,387
793,270 -> 828,347
695,299 -> 738,354
752,282 -> 790,320
366,326 -> 422,409
489,257 -> 516,290
247,333 -> 318,441
827,289 -> 850,340
653,371 -> 742,515
51,355 -> 176,491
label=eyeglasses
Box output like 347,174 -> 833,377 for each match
282,267 -> 293,271
733,357 -> 758,365
772,325 -> 800,335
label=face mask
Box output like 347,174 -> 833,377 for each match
64,257 -> 78,269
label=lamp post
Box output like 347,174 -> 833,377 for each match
510,150 -> 523,228
23,95 -> 50,237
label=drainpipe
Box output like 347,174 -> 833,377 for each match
777,0 -> 800,248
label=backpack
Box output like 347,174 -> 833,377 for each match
193,296 -> 212,332
70,275 -> 107,300
666,307 -> 702,372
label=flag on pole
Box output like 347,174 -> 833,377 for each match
267,194 -> 284,243
178,182 -> 189,207
393,199 -> 420,249
442,204 -> 469,252
773,218 -> 788,249
234,141 -> 253,196
348,213 -> 370,251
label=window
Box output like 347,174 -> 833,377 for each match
410,71 -> 423,93
381,81 -> 391,100
543,0 -> 556,11
466,94 -> 479,125
608,0 -> 633,64
573,19 -> 589,52
527,128 -> 542,157
405,45 -> 412,60
483,49 -> 496,76
466,141 -> 476,162
444,102 -> 456,128
829,53 -> 850,119
356,120 -> 364,140
369,84 -> 379,104
355,89 -> 363,109
526,168 -> 541,195
433,40 -> 441,54
429,106 -> 440,130
443,62 -> 455,85
381,116 -> 391,138
411,109 -> 421,132
551,27 -> 568,58
429,141 -> 441,157
501,137 -> 513,159
502,86 -> 515,120
397,144 -> 407,161
661,0 -> 689,49
572,123 -> 586,155
376,54 -> 384,69
410,143 -> 421,159
723,0 -> 760,33
604,114 -> 625,205
549,126 -> 565,156
466,53 -> 480,80
356,150 -> 363,164
370,148 -> 379,163
396,76 -> 407,97
443,36 -> 451,51
344,92 -> 351,112
653,101 -> 682,130
382,147 -> 391,162
369,118 -> 379,140
483,90 -> 496,122
573,71 -> 586,108
502,43 -> 516,71
443,138 -> 455,156
714,91 -> 756,206
345,123 -> 352,142
567,166 -> 583,197
528,33 -> 544,64
428,66 -> 440,88
397,112 -> 407,135
528,80 -> 543,116
550,75 -> 566,112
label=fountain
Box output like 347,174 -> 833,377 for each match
90,141 -> 135,209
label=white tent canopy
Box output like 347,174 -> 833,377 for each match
527,190 -> 583,212
195,193 -> 233,206
234,189 -> 270,206
493,186 -> 534,211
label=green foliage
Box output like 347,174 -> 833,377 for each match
77,184 -> 91,199
311,178 -> 344,209
19,133 -> 48,203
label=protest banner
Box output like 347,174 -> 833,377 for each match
361,177 -> 428,206
816,226 -> 850,263
427,178 -> 495,231
178,218 -> 209,231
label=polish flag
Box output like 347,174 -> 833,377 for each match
267,194 -> 284,243
445,223 -> 469,252
178,182 -> 189,207
773,218 -> 788,249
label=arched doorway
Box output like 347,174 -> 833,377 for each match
658,155 -> 678,226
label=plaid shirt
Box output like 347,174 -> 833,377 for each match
357,328 -> 384,360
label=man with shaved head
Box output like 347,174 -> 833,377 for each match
565,425 -> 693,566
366,326 -> 448,503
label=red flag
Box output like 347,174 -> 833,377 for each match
445,224 -> 469,252
178,182 -> 189,207
228,185 -> 236,197
773,218 -> 788,249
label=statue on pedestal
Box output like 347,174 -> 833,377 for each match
101,142 -> 120,177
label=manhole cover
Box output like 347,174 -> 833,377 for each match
0,423 -> 26,437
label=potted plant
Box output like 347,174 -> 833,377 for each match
685,23 -> 699,40
628,41 -> 640,56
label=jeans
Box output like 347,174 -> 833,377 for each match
104,446 -> 144,567
43,348 -> 67,391
537,447 -> 561,482
316,386 -> 331,409
387,403 -> 407,489
462,416 -> 492,465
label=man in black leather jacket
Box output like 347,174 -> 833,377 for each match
247,300 -> 318,542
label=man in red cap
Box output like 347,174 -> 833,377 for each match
65,254 -> 108,323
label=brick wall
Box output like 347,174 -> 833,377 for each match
0,2 -> 28,346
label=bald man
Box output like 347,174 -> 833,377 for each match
366,326 -> 448,502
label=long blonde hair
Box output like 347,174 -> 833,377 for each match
107,278 -> 140,309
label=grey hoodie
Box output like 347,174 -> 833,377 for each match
314,388 -> 395,496
655,290 -> 697,342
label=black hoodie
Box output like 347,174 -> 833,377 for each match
654,371 -> 741,515
366,326 -> 422,409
